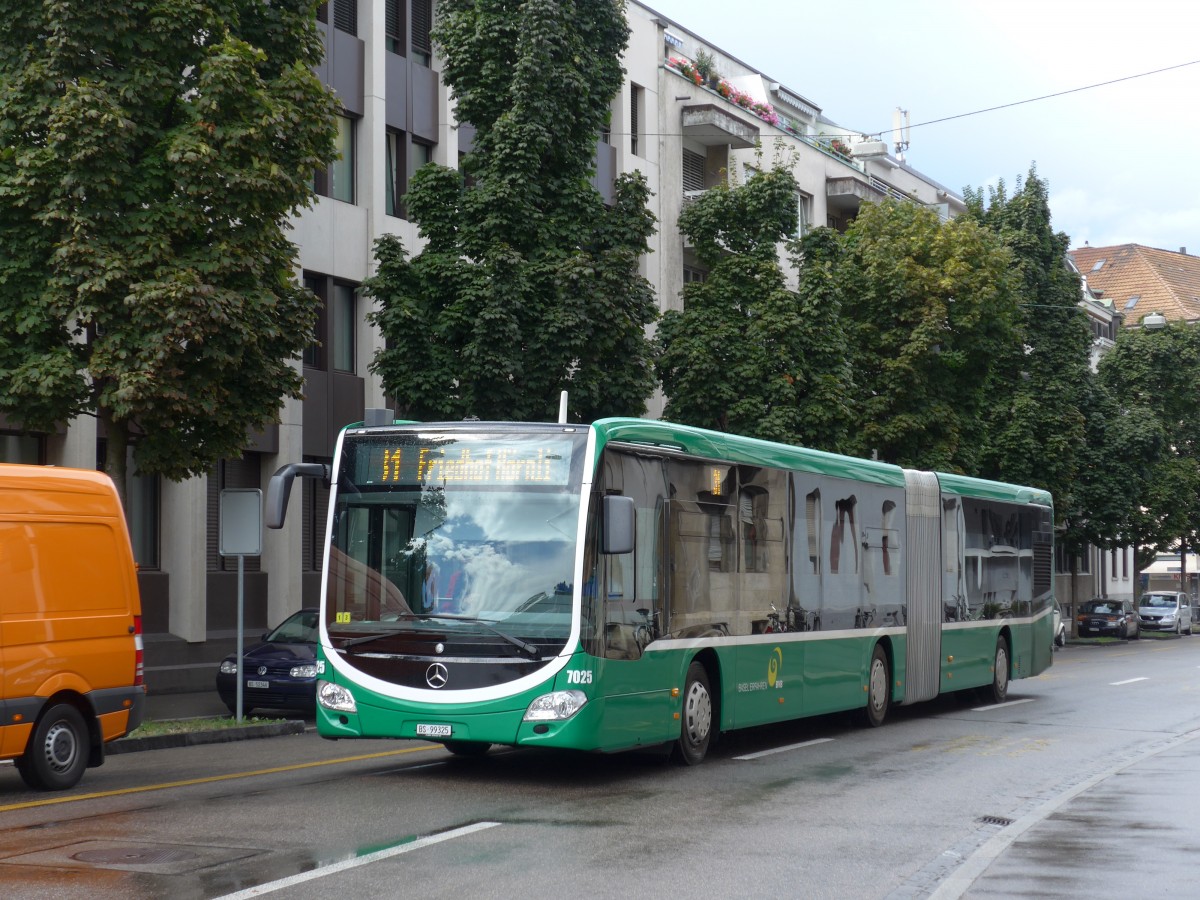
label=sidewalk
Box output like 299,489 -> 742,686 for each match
929,729 -> 1200,899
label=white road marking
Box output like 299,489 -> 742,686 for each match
971,698 -> 1035,712
1110,677 -> 1149,685
215,821 -> 501,898
734,737 -> 835,760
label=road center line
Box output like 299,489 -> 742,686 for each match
1110,677 -> 1149,685
970,698 -> 1035,712
0,745 -> 438,814
734,737 -> 834,760
215,822 -> 502,898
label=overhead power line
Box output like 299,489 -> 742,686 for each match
876,59 -> 1200,137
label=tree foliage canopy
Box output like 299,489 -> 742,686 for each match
1095,324 -> 1200,567
964,169 -> 1093,516
367,0 -> 657,423
655,162 -> 854,448
0,0 -> 338,493
834,200 -> 1018,471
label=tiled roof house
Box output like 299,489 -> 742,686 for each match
1068,244 -> 1200,327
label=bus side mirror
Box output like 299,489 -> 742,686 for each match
265,463 -> 330,529
602,495 -> 634,555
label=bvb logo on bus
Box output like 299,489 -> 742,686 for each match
767,647 -> 783,689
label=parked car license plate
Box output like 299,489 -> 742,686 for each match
416,723 -> 452,737
247,679 -> 270,689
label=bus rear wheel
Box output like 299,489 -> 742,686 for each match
861,644 -> 890,728
673,661 -> 713,765
16,703 -> 89,791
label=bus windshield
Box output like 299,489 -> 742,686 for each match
325,431 -> 586,649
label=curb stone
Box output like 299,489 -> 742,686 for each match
109,720 -> 308,755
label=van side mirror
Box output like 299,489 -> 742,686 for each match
602,495 -> 635,555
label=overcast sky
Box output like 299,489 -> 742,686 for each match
644,0 -> 1200,253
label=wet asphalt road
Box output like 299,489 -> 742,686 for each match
1,635 -> 1198,899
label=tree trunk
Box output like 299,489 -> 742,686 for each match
101,408 -> 130,514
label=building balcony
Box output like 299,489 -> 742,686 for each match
680,104 -> 759,149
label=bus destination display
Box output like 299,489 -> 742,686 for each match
357,439 -> 574,487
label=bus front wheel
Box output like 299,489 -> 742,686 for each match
673,661 -> 713,765
986,637 -> 1010,704
861,644 -> 890,728
443,741 -> 491,757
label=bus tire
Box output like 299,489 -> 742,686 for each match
443,741 -> 491,757
673,661 -> 713,765
861,644 -> 890,728
986,636 -> 1010,704
16,703 -> 89,791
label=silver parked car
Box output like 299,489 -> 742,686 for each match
1138,592 -> 1193,634
1052,601 -> 1066,647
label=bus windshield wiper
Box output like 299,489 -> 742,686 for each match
338,614 -> 540,659
426,613 -> 541,659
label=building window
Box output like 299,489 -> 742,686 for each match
385,0 -> 403,54
683,265 -> 707,284
795,191 -> 812,236
331,114 -> 355,203
332,283 -> 356,373
0,432 -> 43,463
412,0 -> 432,66
332,0 -> 356,36
630,84 -> 644,157
303,455 -> 332,572
385,129 -> 405,217
207,456 -> 261,573
127,465 -> 160,570
303,274 -> 327,369
682,148 -> 705,194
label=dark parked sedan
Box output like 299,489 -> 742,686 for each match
1076,598 -> 1139,640
216,609 -> 319,715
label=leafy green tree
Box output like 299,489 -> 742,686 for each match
0,1 -> 338,501
1096,324 -> 1200,570
655,165 -> 854,446
366,0 -> 657,423
834,200 -> 1017,471
964,168 -> 1093,520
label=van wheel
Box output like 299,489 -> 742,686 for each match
17,704 -> 89,791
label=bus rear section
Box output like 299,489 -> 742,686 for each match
0,464 -> 147,791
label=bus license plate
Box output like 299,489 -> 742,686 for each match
247,680 -> 269,689
416,724 -> 452,737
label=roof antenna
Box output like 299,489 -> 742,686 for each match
557,391 -> 569,424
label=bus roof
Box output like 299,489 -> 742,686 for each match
592,418 -> 1052,508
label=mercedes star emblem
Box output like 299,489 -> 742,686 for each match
426,662 -> 449,689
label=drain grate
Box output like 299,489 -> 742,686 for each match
978,815 -> 1014,827
74,847 -> 199,865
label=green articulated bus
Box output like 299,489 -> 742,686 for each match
266,415 -> 1055,764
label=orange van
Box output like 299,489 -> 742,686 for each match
0,464 -> 146,790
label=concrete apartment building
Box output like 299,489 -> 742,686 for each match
0,2 -> 1013,686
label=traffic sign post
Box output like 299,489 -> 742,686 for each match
219,489 -> 263,723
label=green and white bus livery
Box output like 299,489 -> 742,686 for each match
266,415 -> 1055,764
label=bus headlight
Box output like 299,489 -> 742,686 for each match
523,690 -> 587,722
317,680 -> 357,713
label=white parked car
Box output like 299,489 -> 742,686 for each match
1138,592 -> 1193,634
1052,601 -> 1066,647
